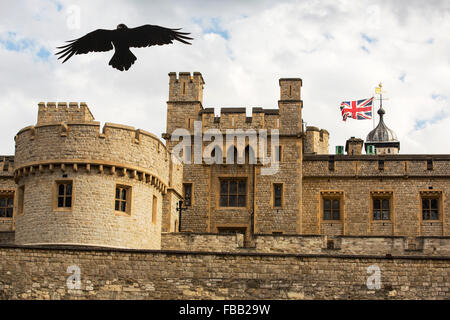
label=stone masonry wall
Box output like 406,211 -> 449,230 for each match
0,245 -> 448,299
161,233 -> 450,257
302,157 -> 450,237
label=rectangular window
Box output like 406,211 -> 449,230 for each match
183,183 -> 192,207
422,198 -> 439,220
57,182 -> 72,208
378,160 -> 385,170
323,198 -> 340,220
328,160 -> 335,171
373,198 -> 390,220
427,159 -> 433,170
219,179 -> 246,207
0,195 -> 13,218
152,195 -> 157,224
273,184 -> 283,207
115,185 -> 131,214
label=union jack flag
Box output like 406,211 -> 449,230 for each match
340,97 -> 373,121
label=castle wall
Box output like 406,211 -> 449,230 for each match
14,170 -> 162,249
165,72 -> 304,237
161,233 -> 450,257
0,157 -> 15,232
0,245 -> 448,299
302,156 -> 450,237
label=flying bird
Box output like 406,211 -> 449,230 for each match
56,24 -> 193,71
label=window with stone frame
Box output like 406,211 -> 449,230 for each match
372,198 -> 390,220
0,194 -> 13,218
219,179 -> 246,207
115,185 -> 131,214
422,198 -> 439,220
183,183 -> 193,207
420,191 -> 441,221
323,198 -> 340,220
56,181 -> 73,208
273,183 -> 283,207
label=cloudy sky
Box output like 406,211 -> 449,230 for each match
0,0 -> 449,155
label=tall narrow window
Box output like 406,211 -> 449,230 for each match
427,159 -> 433,170
115,185 -> 131,214
0,195 -> 13,218
183,183 -> 192,207
273,184 -> 283,207
152,195 -> 157,224
57,181 -> 72,208
373,198 -> 390,220
323,199 -> 340,220
378,160 -> 385,170
18,186 -> 24,215
422,198 -> 439,220
219,179 -> 246,207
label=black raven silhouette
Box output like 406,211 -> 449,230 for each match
56,24 -> 193,71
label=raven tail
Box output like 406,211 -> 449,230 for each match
109,48 -> 137,71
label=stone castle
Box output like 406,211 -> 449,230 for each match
0,72 -> 449,300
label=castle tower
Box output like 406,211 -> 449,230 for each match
365,107 -> 400,154
14,102 -> 182,249
278,78 -> 303,136
165,72 -> 205,151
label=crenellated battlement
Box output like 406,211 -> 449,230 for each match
198,107 -> 280,130
304,126 -> 329,155
37,102 -> 95,125
15,119 -> 174,187
168,72 -> 204,103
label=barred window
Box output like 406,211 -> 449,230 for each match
373,198 -> 390,220
115,185 -> 131,214
422,198 -> 439,220
273,184 -> 283,207
323,199 -> 340,220
57,182 -> 72,208
220,179 -> 246,207
0,195 -> 13,218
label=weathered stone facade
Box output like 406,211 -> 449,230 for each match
8,103 -> 183,249
163,72 -> 449,240
0,72 -> 448,300
0,245 -> 448,300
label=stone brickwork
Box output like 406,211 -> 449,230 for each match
37,102 -> 94,125
164,72 -> 308,237
302,155 -> 450,237
0,245 -> 448,299
163,72 -> 449,239
304,126 -> 329,155
12,104 -> 183,249
0,157 -> 15,232
161,232 -> 450,257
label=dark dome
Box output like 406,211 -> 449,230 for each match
366,107 -> 398,142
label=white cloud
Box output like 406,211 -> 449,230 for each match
0,0 -> 449,155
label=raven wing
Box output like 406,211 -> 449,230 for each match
56,29 -> 116,63
126,25 -> 193,48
